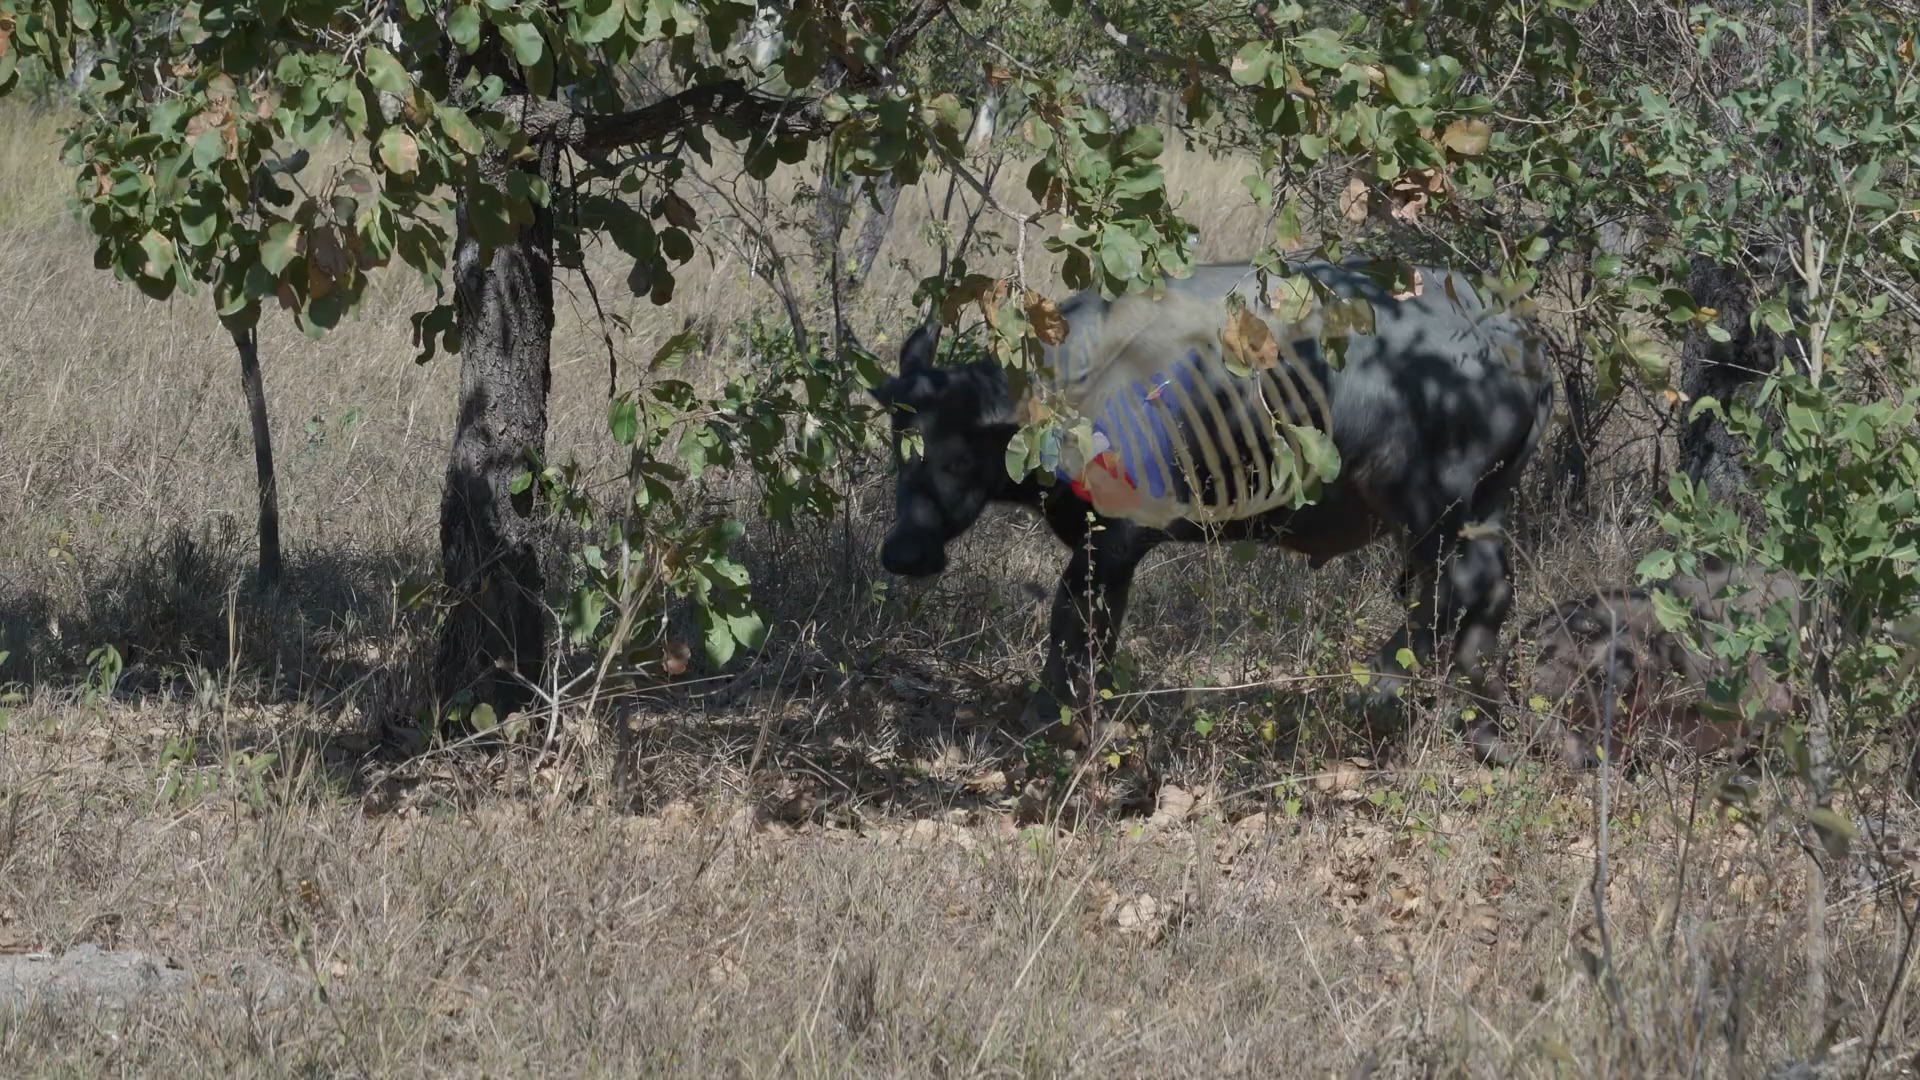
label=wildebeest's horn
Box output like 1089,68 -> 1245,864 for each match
901,317 -> 939,372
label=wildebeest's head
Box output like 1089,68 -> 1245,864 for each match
869,323 -> 1019,578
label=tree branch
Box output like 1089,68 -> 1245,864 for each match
883,0 -> 952,61
570,79 -> 826,151
553,0 -> 951,153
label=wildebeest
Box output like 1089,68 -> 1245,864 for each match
869,260 -> 1555,740
1494,560 -> 1802,769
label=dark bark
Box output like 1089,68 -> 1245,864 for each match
1547,357 -> 1594,516
230,325 -> 281,592
436,140 -> 560,716
1677,256 -> 1796,516
850,173 -> 901,285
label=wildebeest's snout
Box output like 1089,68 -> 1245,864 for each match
880,528 -> 948,577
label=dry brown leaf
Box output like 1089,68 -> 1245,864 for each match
660,192 -> 699,231
1115,893 -> 1164,939
1389,189 -> 1427,224
1314,759 -> 1366,793
984,63 -> 1011,87
380,131 -> 420,174
977,277 -> 1008,327
185,105 -> 229,139
940,274 -> 1005,327
308,225 -> 350,279
1221,306 -> 1280,370
963,770 -> 1008,795
1147,784 -> 1195,828
1440,118 -> 1492,156
1339,175 -> 1369,224
1025,290 -> 1069,345
1466,904 -> 1500,945
661,640 -> 692,676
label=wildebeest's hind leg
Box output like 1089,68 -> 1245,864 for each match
1356,513 -> 1514,740
1442,519 -> 1514,696
1020,514 -> 1154,743
1440,522 -> 1516,753
1350,525 -> 1449,734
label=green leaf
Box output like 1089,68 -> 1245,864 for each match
1111,163 -> 1164,200
1274,196 -> 1303,250
71,0 -> 97,29
500,22 -> 545,66
138,230 -> 175,280
1635,548 -> 1676,583
469,703 -> 498,731
1292,28 -> 1346,70
1005,430 -> 1032,481
191,128 -> 226,170
363,46 -> 413,97
575,0 -> 626,44
436,105 -> 485,155
1848,157 -> 1883,205
1807,806 -> 1856,858
565,588 -> 606,646
1286,423 -> 1341,482
378,129 -> 420,175
448,4 -> 482,48
261,221 -> 302,275
1231,42 -> 1274,86
701,608 -> 738,666
179,198 -> 220,247
1242,171 -> 1272,207
661,227 -> 693,264
650,328 -> 700,370
1098,224 -> 1143,284
1382,60 -> 1428,106
727,610 -> 767,651
608,395 -> 638,445
1116,125 -> 1163,162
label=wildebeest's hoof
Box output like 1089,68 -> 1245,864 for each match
1346,677 -> 1413,740
1462,714 -> 1518,766
1016,693 -> 1073,743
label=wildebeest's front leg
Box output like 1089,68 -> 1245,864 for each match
1360,514 -> 1514,734
1441,521 -> 1514,691
1020,511 -> 1154,741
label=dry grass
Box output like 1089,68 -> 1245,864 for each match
2,101 -> 1918,1077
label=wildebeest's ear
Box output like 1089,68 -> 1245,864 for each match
900,321 -> 938,373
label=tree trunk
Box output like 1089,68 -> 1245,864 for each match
231,324 -> 281,592
1676,256 -> 1793,516
437,141 -> 559,718
850,172 -> 901,285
